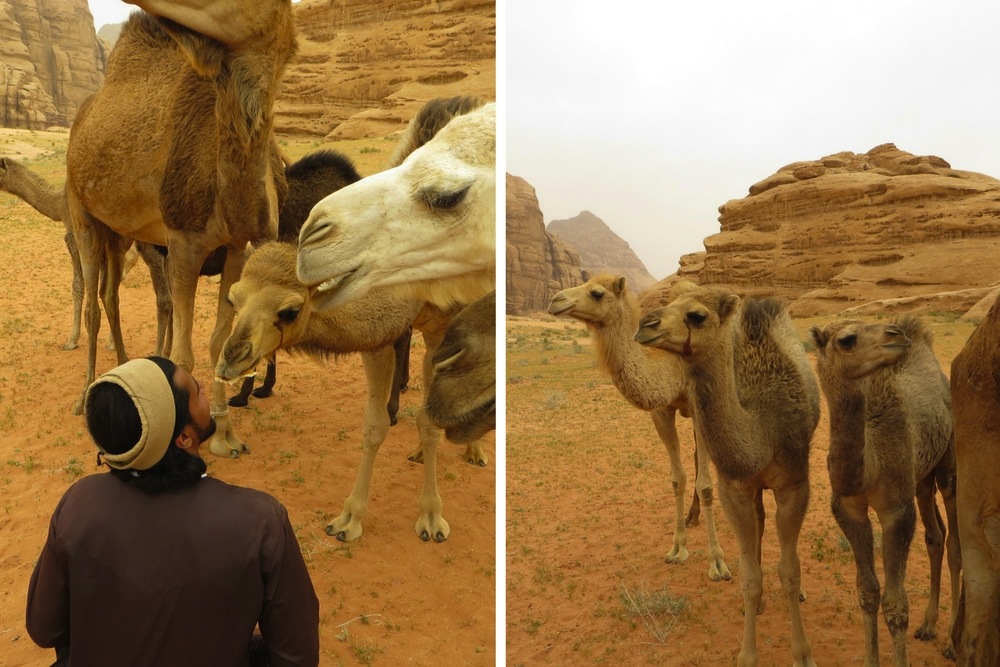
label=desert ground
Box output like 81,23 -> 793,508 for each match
0,128 -> 495,666
506,313 -> 976,666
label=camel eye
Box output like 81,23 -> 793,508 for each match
837,334 -> 857,351
686,311 -> 707,326
590,290 -> 604,301
424,185 -> 470,210
277,308 -> 300,324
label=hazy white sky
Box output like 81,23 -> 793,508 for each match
507,1 -> 1000,280
87,0 -> 135,29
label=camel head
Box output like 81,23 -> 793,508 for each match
427,291 -> 496,445
216,243 -> 311,383
548,274 -> 630,325
810,319 -> 912,382
296,103 -> 496,312
635,287 -> 741,356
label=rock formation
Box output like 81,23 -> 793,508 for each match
0,0 -> 107,129
276,0 -> 496,139
652,143 -> 1000,316
547,211 -> 658,292
506,173 -> 584,315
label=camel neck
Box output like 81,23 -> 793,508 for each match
824,380 -> 869,497
2,164 -> 64,222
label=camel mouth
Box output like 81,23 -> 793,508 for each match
548,303 -> 574,316
441,398 -> 496,444
309,267 -> 362,311
215,355 -> 263,384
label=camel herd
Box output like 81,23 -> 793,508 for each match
550,275 -> 1000,665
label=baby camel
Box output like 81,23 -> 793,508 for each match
548,275 -> 729,582
217,242 -> 484,543
811,317 -> 960,666
950,294 -> 1000,666
636,287 -> 819,667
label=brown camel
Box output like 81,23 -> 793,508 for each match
217,242 -> 485,542
548,275 -> 730,582
0,156 -> 172,353
950,294 -> 1000,665
426,289 -> 496,444
636,287 -> 819,667
811,317 -> 960,666
65,2 -> 295,461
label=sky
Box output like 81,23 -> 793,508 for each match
507,1 -> 1000,280
87,0 -> 135,29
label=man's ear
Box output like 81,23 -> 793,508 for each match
174,425 -> 197,451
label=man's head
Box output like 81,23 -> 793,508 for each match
84,357 -> 215,477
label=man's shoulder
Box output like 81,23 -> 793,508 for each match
200,476 -> 288,516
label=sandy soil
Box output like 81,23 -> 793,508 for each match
506,315 -> 975,667
0,154 -> 495,666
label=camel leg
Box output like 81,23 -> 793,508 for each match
412,327 -> 450,541
136,242 -> 173,357
686,445 -> 701,527
650,408 -> 690,566
935,444 -> 962,660
207,244 -> 249,458
772,480 -> 816,667
252,357 -> 276,398
69,205 -> 108,414
878,501 -> 918,667
228,376 -> 255,408
326,348 -> 394,542
957,539 -> 1000,665
63,228 -> 83,350
387,333 -> 408,425
718,478 -> 764,667
913,473 -> 946,642
691,424 -> 730,581
832,494 -> 881,667
99,235 -> 129,365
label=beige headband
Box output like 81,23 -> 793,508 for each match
85,358 -> 176,471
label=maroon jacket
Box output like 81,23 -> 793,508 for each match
27,473 -> 319,666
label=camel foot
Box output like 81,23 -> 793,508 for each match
406,445 -> 424,464
227,394 -> 250,408
62,342 -> 79,351
942,644 -> 955,661
708,556 -> 731,582
415,513 -> 450,543
326,511 -> 362,542
914,625 -> 937,642
685,509 -> 700,528
389,414 -> 398,426
463,442 -> 488,467
71,394 -> 84,416
209,424 -> 250,458
664,544 -> 689,564
799,589 -> 807,602
251,387 -> 272,399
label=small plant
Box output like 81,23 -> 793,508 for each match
359,146 -> 380,154
337,427 -> 348,441
618,580 -> 688,643
64,457 -> 84,480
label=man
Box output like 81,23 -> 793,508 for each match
26,356 -> 320,666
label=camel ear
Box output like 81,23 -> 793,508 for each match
613,277 -> 626,296
718,294 -> 740,321
810,326 -> 828,352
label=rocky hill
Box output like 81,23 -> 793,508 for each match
0,0 -> 107,129
506,173 -> 584,315
547,211 -> 657,291
652,143 -> 1000,316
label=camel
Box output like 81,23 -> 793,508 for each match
547,275 -> 730,582
426,290 -> 496,444
65,1 -> 296,460
811,317 -> 960,666
635,287 -> 819,667
950,294 -> 1000,665
296,101 -> 496,312
0,156 -> 172,353
217,242 -> 487,542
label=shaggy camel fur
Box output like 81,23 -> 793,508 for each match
217,242 -> 485,542
950,294 -> 1000,665
0,156 -> 172,352
548,275 -> 730,582
812,317 -> 960,666
297,101 -> 496,311
426,290 -> 496,443
65,2 -> 295,461
636,288 -> 819,667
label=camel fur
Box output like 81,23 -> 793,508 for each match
548,275 -> 730,582
217,242 -> 486,543
636,287 -> 819,667
950,294 -> 1000,665
811,317 -> 960,666
65,2 -> 296,461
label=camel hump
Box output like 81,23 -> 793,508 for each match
286,150 -> 361,185
741,297 -> 787,342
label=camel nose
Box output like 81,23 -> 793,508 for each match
299,215 -> 340,248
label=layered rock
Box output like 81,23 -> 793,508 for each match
506,173 -> 584,314
0,0 -> 107,129
276,0 -> 496,139
547,211 -> 657,292
659,143 -> 1000,316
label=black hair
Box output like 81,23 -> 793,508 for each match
85,356 -> 207,493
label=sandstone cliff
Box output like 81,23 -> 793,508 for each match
547,211 -> 657,292
506,173 -> 584,315
277,0 -> 496,139
0,0 -> 106,129
653,143 -> 1000,316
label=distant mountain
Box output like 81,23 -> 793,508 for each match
547,211 -> 658,292
97,22 -> 121,46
